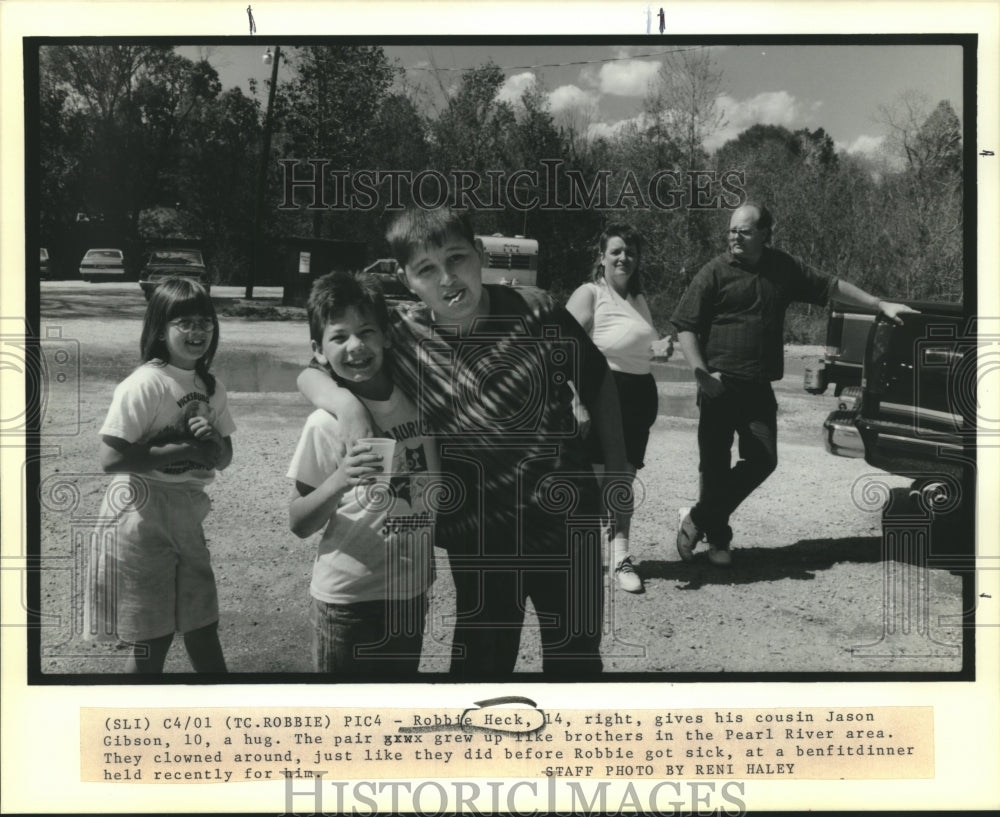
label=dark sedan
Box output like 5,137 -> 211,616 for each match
139,248 -> 211,299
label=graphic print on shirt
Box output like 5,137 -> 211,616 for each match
147,391 -> 216,474
380,420 -> 433,536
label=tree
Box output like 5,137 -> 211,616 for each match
430,62 -> 517,173
505,77 -> 602,292
280,45 -> 399,239
876,93 -> 963,299
913,100 -> 962,178
640,48 -> 728,289
42,45 -> 222,241
644,48 -> 725,172
175,87 -> 261,283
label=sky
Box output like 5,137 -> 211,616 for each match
176,41 -> 965,160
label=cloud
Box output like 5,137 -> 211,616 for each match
586,115 -> 645,141
838,133 -> 885,157
497,72 -> 537,104
548,84 -> 599,115
703,91 -> 810,152
595,60 -> 661,96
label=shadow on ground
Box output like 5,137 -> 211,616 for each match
638,535 -> 895,589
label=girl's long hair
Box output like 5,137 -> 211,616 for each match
139,278 -> 219,395
591,222 -> 645,298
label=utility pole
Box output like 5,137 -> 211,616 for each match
246,45 -> 281,299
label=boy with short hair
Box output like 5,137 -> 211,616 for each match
299,208 -> 629,679
287,270 -> 438,676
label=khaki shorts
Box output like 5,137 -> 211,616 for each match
84,477 -> 218,643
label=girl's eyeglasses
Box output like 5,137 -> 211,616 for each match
169,318 -> 215,333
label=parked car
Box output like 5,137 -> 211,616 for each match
362,258 -> 415,301
138,248 -> 211,299
809,300 -> 974,557
78,248 -> 126,282
39,248 -> 49,279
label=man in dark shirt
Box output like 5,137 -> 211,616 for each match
671,202 -> 918,565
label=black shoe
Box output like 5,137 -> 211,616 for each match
707,543 -> 732,566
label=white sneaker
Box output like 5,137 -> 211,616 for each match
614,556 -> 643,592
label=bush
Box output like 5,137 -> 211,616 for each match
645,289 -> 678,337
783,304 -> 827,345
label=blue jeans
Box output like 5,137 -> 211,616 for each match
311,594 -> 427,677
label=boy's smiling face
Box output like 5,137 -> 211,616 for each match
313,305 -> 390,387
399,232 -> 487,330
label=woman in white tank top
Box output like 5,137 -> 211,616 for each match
566,224 -> 672,593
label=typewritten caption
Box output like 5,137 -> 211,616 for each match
82,705 -> 933,783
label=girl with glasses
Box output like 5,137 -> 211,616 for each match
84,278 -> 235,673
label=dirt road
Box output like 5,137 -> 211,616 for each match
33,283 -> 965,676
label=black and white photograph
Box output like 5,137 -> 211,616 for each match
24,35 -> 977,679
2,1 -> 998,812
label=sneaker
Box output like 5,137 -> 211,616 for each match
707,543 -> 732,566
614,556 -> 643,592
676,508 -> 704,562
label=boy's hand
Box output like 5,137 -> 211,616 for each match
331,441 -> 385,493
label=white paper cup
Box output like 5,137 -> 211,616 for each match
358,437 -> 395,478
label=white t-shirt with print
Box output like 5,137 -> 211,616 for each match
100,362 -> 236,486
287,388 -> 438,605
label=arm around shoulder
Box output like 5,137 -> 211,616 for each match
298,365 -> 374,442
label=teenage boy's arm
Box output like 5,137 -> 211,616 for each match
298,367 -> 374,447
289,442 -> 383,538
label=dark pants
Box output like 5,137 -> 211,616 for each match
311,594 -> 427,677
447,536 -> 604,680
691,379 -> 778,544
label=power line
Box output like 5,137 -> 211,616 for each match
405,46 -> 704,74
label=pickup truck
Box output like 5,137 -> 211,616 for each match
806,299 -> 975,558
